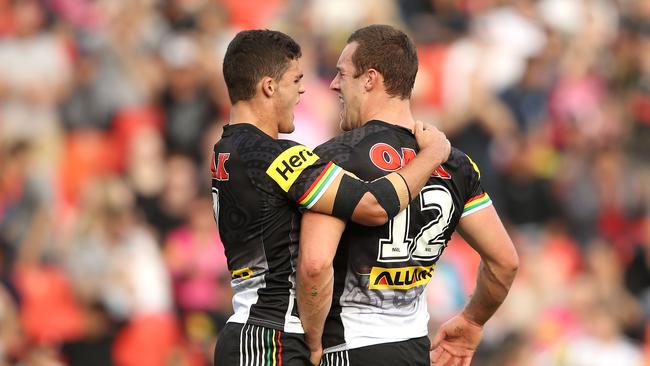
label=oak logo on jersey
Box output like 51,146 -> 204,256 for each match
368,265 -> 435,290
369,143 -> 405,171
431,166 -> 451,179
231,267 -> 253,280
369,143 -> 451,179
266,145 -> 319,192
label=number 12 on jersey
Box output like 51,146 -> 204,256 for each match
378,185 -> 455,262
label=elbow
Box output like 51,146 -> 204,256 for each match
352,200 -> 389,226
298,257 -> 333,279
486,245 -> 519,282
502,247 -> 520,279
363,208 -> 389,226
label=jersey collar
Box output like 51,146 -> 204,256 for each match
222,123 -> 273,139
365,120 -> 415,136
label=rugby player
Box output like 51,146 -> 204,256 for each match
212,29 -> 451,365
296,25 -> 519,366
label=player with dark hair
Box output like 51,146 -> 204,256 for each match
212,29 -> 451,365
296,25 -> 519,366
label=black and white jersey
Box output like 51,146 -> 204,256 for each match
313,120 -> 492,351
211,123 -> 344,333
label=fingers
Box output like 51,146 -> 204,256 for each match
431,349 -> 467,366
430,346 -> 443,363
442,139 -> 451,163
430,329 -> 445,349
433,349 -> 452,366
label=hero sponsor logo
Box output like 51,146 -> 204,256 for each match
368,265 -> 435,290
266,145 -> 320,192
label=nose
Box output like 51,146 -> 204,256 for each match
299,82 -> 306,95
329,74 -> 340,91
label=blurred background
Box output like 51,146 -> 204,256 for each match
0,0 -> 649,365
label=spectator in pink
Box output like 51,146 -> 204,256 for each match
164,195 -> 230,316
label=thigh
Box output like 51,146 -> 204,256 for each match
214,323 -> 311,366
214,323 -> 242,366
323,337 -> 430,366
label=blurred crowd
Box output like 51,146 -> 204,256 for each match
0,0 -> 649,365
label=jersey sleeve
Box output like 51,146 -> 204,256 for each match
263,139 -> 344,209
313,138 -> 355,170
461,154 -> 493,218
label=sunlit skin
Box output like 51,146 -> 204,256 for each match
274,59 -> 305,133
330,42 -> 414,132
330,42 -> 367,131
229,58 -> 304,138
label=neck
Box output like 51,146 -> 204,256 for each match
361,95 -> 415,130
229,101 -> 278,138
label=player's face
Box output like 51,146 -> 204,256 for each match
274,59 -> 305,134
330,42 -> 365,131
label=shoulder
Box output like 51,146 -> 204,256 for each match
315,123 -> 394,156
445,147 -> 480,175
233,134 -> 306,166
437,147 -> 484,193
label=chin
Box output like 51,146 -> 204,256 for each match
280,123 -> 295,134
340,117 -> 356,132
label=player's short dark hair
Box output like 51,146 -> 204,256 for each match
222,29 -> 302,104
347,25 -> 418,99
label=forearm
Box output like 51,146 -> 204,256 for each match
351,148 -> 447,224
297,212 -> 343,353
385,148 -> 445,207
462,260 -> 517,326
297,265 -> 333,353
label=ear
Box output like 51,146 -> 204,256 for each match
261,76 -> 275,98
365,68 -> 381,92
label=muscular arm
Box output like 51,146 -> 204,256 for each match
430,205 -> 518,365
348,143 -> 446,225
457,205 -> 518,325
296,211 -> 345,365
310,121 -> 450,226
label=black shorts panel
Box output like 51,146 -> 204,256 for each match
214,323 -> 311,366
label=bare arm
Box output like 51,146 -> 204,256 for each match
430,205 -> 518,365
296,211 -> 345,365
457,205 -> 518,325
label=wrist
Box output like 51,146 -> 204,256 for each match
308,344 -> 323,353
460,311 -> 485,329
305,336 -> 323,353
420,146 -> 445,165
